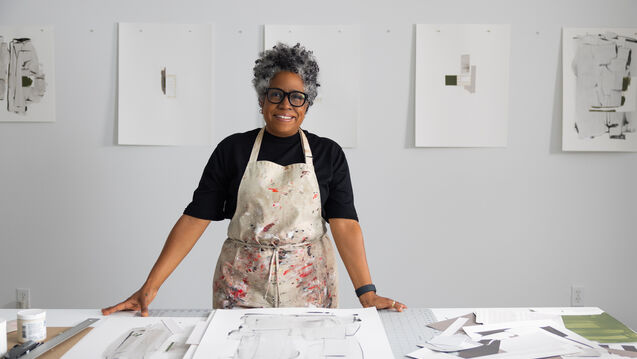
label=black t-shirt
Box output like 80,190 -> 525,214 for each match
184,128 -> 358,222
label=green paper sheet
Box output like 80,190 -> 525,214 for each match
562,312 -> 637,343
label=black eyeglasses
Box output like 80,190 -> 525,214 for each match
265,88 -> 308,107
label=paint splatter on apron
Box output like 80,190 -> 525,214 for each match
212,127 -> 338,309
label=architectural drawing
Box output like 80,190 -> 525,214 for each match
226,313 -> 363,359
445,54 -> 476,93
572,32 -> 636,140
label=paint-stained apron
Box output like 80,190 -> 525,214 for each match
212,127 -> 338,309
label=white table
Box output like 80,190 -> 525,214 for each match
0,307 -> 616,359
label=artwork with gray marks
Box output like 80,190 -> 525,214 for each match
445,54 -> 476,93
0,35 -> 47,115
225,312 -> 363,359
572,32 -> 637,140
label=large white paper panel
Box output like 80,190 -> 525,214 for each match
415,24 -> 511,147
118,23 -> 213,145
264,25 -> 359,148
562,28 -> 637,151
193,307 -> 394,359
0,26 -> 55,122
62,317 -> 203,358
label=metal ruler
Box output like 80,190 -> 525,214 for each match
22,318 -> 99,359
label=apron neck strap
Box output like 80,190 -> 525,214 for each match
248,127 -> 314,165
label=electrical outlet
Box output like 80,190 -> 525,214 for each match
571,285 -> 584,307
16,288 -> 30,309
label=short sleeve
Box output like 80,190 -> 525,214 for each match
183,144 -> 229,221
323,145 -> 358,222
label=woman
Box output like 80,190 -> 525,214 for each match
102,43 -> 405,314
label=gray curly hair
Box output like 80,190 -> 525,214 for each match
253,43 -> 320,106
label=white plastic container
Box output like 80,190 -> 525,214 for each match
17,309 -> 47,343
0,317 -> 7,356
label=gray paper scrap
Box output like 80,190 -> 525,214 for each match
427,314 -> 477,333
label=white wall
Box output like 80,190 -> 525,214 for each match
1,0 -> 636,330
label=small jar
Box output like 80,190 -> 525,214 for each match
17,309 -> 47,343
1,317 -> 7,356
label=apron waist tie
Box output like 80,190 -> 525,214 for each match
227,237 -> 320,307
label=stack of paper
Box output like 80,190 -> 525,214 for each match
406,308 -> 637,359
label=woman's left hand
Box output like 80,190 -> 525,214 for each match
359,292 -> 407,312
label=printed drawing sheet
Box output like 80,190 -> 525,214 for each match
193,307 -> 394,359
0,26 -> 55,122
118,23 -> 214,145
62,316 -> 204,359
562,28 -> 637,151
415,24 -> 511,147
264,25 -> 360,148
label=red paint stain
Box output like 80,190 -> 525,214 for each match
307,285 -> 318,290
299,263 -> 313,271
262,223 -> 275,232
313,193 -> 318,199
268,188 -> 279,192
299,271 -> 313,278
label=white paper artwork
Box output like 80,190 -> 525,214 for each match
62,316 -> 204,359
0,26 -> 55,122
264,25 -> 360,148
193,307 -> 394,359
415,24 -> 511,147
118,23 -> 214,145
562,28 -> 637,151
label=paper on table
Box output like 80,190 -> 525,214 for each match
440,317 -> 469,336
462,323 -> 600,359
463,320 -> 563,341
192,307 -> 394,359
162,319 -> 183,335
422,334 -> 482,352
185,311 -> 214,345
492,328 -> 583,358
62,317 -> 202,359
422,317 -> 483,353
530,307 -> 604,316
475,309 -> 563,325
608,348 -> 637,357
562,312 -> 637,344
428,314 -> 477,332
407,347 -> 458,359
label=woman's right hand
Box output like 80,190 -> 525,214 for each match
101,286 -> 158,317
